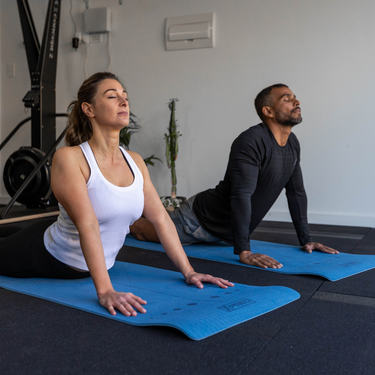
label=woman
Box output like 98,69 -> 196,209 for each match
0,72 -> 233,317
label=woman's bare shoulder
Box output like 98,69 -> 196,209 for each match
53,146 -> 88,175
54,145 -> 82,156
54,146 -> 83,162
126,150 -> 148,176
127,150 -> 147,169
126,150 -> 144,163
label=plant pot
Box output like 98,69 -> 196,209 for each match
160,196 -> 186,211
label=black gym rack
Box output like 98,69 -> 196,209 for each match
1,0 -> 67,220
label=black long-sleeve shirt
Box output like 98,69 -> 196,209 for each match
193,123 -> 312,254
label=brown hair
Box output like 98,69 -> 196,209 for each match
65,72 -> 124,146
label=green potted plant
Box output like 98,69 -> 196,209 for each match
160,99 -> 185,210
119,112 -> 161,166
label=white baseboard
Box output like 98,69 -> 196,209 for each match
264,210 -> 375,228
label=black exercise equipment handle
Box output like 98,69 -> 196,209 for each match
0,114 -> 68,153
0,127 -> 67,220
0,117 -> 31,152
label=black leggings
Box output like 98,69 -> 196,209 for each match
0,218 -> 90,279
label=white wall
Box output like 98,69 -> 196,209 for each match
1,0 -> 374,227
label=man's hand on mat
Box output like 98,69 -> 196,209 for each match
185,271 -> 234,289
99,290 -> 147,317
239,251 -> 283,269
302,242 -> 339,254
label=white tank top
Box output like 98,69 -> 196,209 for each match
44,142 -> 144,271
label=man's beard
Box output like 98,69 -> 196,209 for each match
275,108 -> 302,127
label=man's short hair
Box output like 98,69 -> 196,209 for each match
254,84 -> 289,122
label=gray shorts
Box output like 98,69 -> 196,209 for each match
168,195 -> 220,245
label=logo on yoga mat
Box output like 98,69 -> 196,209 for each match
338,261 -> 362,268
218,298 -> 256,312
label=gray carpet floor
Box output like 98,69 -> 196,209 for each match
1,217 -> 374,375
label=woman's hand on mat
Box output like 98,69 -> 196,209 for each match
239,251 -> 283,269
99,290 -> 147,317
302,242 -> 339,254
185,271 -> 234,289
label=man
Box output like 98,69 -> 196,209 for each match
130,84 -> 338,268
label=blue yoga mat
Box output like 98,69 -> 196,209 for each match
0,261 -> 299,341
124,237 -> 375,282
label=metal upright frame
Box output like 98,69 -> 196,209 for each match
0,0 -> 63,219
17,0 -> 61,153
